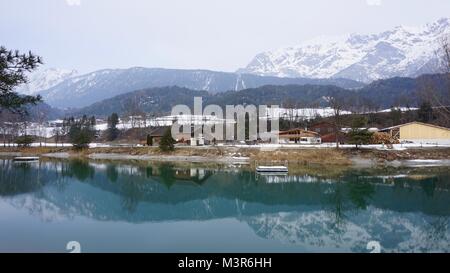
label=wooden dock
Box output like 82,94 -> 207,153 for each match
13,156 -> 39,162
256,166 -> 288,173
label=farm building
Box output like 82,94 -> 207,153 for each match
320,132 -> 349,144
279,128 -> 321,144
148,126 -> 208,146
146,127 -> 171,146
380,122 -> 450,145
309,121 -> 335,135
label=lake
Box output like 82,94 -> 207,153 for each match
0,158 -> 449,253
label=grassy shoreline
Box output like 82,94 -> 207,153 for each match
1,146 -> 450,166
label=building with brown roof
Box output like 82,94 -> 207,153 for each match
279,128 -> 321,144
309,121 -> 335,136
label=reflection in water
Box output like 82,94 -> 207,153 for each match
106,164 -> 119,183
0,158 -> 449,252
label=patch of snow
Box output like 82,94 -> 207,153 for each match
15,68 -> 78,95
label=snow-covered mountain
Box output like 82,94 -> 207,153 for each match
16,68 -> 78,95
36,67 -> 362,109
238,18 -> 450,83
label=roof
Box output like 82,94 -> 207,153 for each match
148,126 -> 171,136
380,121 -> 450,132
321,132 -> 349,143
279,128 -> 320,138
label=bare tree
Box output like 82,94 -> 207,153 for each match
121,115 -> 130,129
329,93 -> 348,149
282,99 -> 296,129
35,104 -> 47,147
420,35 -> 450,126
60,117 -> 72,141
53,127 -> 61,147
440,36 -> 450,73
439,36 -> 450,121
125,96 -> 145,129
0,110 -> 19,147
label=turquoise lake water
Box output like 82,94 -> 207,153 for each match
0,158 -> 449,253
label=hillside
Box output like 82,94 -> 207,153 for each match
35,67 -> 362,109
70,73 -> 449,117
71,86 -> 208,117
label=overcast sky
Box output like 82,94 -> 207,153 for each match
1,0 -> 449,74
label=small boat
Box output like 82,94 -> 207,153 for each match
256,166 -> 288,173
13,156 -> 39,162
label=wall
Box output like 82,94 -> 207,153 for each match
399,123 -> 450,141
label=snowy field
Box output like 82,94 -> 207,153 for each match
6,105 -> 417,139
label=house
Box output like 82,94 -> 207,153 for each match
146,126 -> 171,146
320,132 -> 349,144
279,128 -> 321,144
380,121 -> 450,145
190,133 -> 205,146
309,121 -> 335,135
148,125 -> 210,146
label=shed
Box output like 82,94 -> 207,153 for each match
380,122 -> 450,145
147,126 -> 171,146
309,121 -> 335,135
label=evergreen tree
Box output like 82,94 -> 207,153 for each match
348,116 -> 373,149
0,46 -> 42,114
106,113 -> 120,141
417,102 -> 434,123
351,115 -> 368,129
159,128 -> 176,152
89,116 -> 96,127
15,135 -> 34,147
68,116 -> 95,149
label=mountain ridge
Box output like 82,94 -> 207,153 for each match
238,17 -> 450,82
34,67 -> 363,108
70,73 -> 449,117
